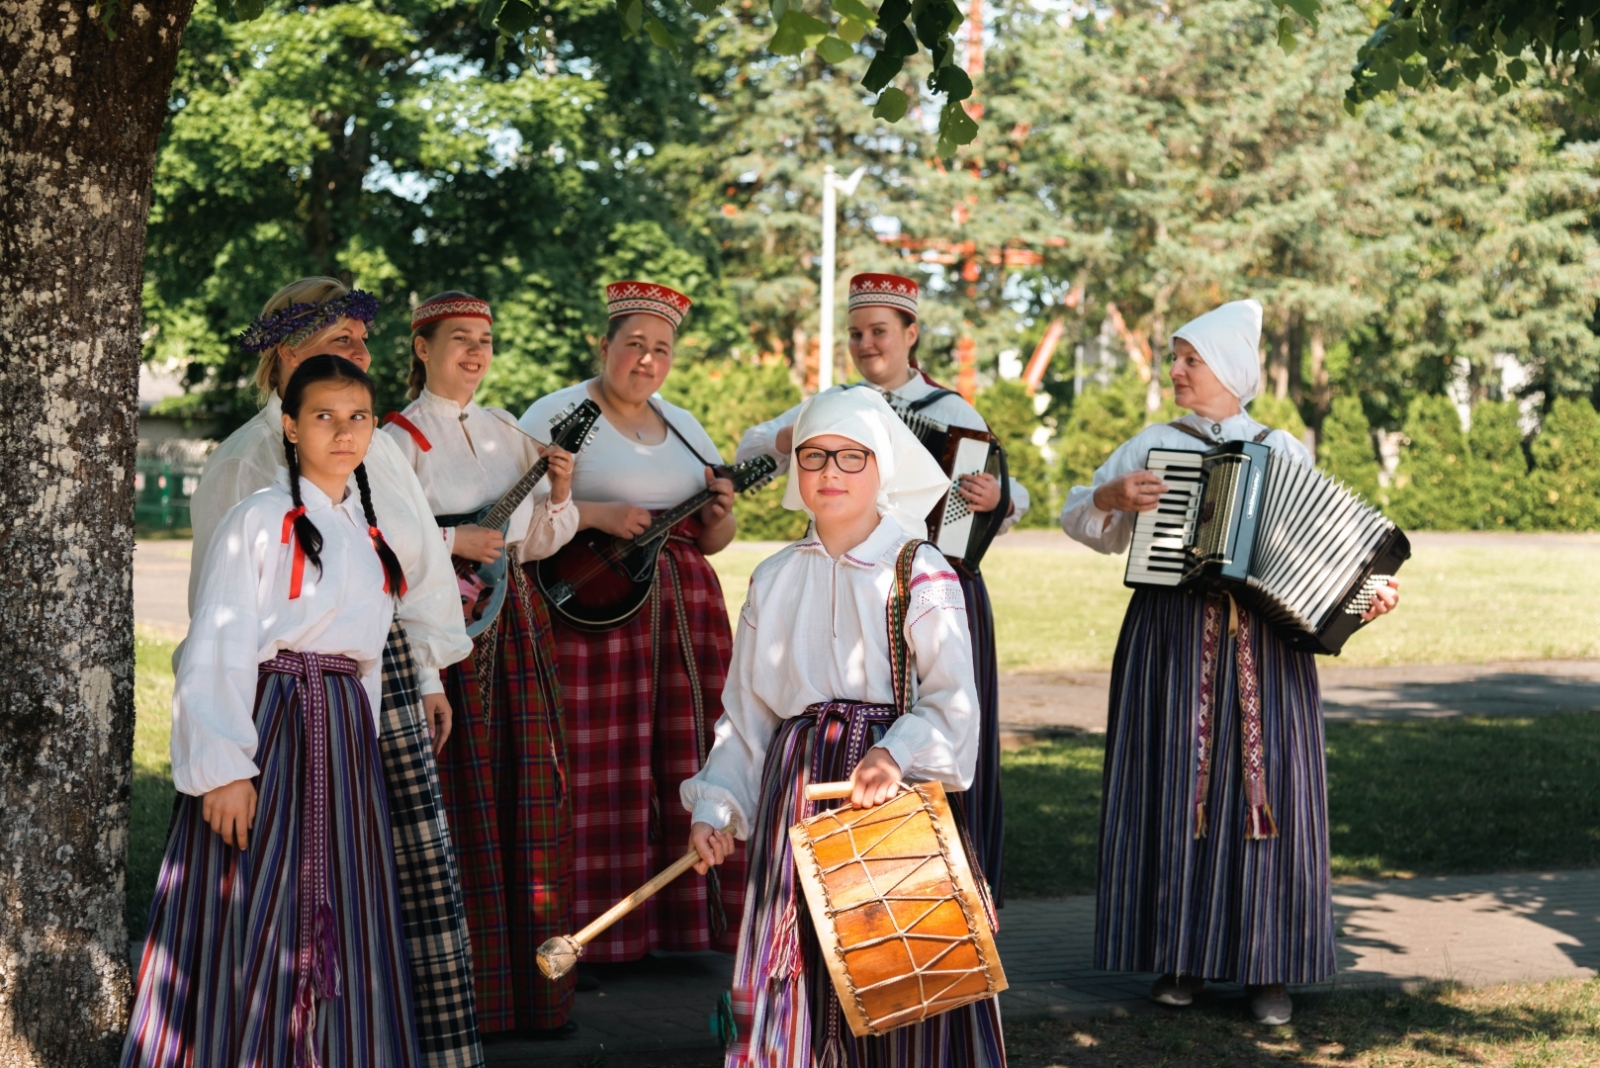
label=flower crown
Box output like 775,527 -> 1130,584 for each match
239,290 -> 381,354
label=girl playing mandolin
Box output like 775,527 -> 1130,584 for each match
517,281 -> 745,969
736,272 -> 1027,902
685,387 -> 1005,1068
384,292 -> 581,1040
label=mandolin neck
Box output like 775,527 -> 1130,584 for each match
622,488 -> 715,548
480,457 -> 552,532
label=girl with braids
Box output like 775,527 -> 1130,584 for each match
186,277 -> 482,1068
124,357 -> 420,1068
384,292 -> 581,1040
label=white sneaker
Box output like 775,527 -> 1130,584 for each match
1148,974 -> 1206,1006
1249,984 -> 1292,1025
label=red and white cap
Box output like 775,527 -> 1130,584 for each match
848,273 -> 919,317
411,294 -> 492,331
606,280 -> 692,330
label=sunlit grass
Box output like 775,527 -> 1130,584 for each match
129,626 -> 178,934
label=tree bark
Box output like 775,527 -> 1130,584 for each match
1308,328 -> 1331,433
0,1 -> 194,1064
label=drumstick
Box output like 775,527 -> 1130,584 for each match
536,838 -> 716,980
805,781 -> 856,801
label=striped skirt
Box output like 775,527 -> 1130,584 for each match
551,524 -> 744,962
438,560 -> 574,1031
122,652 -> 419,1068
1094,589 -> 1336,985
956,567 -> 1004,906
728,702 -> 1006,1068
378,623 -> 483,1067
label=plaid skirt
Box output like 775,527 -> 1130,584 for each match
439,559 -> 574,1031
1095,588 -> 1336,985
728,702 -> 1006,1068
379,624 -> 483,1067
550,523 -> 745,961
122,653 -> 419,1068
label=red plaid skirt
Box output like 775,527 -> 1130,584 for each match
545,522 -> 745,961
438,562 -> 573,1031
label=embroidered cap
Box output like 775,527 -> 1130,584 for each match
606,280 -> 692,331
848,273 -> 919,318
411,294 -> 493,332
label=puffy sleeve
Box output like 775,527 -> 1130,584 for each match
368,432 -> 471,694
1058,431 -> 1156,555
1268,429 -> 1315,467
505,416 -> 581,563
171,501 -> 272,797
187,445 -> 276,613
735,402 -> 801,476
874,544 -> 979,790
1000,475 -> 1031,534
680,581 -> 779,839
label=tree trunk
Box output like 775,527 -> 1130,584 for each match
0,2 -> 194,1064
1268,321 -> 1291,400
1286,316 -> 1304,407
1308,328 -> 1331,433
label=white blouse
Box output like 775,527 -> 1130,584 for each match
384,389 -> 577,564
186,393 -> 469,695
680,515 -> 980,838
1059,410 -> 1314,554
173,473 -> 396,797
519,382 -> 724,509
736,373 -> 1030,532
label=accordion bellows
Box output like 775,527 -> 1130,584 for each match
1126,441 -> 1410,655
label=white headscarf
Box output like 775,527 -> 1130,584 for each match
1170,299 -> 1264,406
781,387 -> 950,538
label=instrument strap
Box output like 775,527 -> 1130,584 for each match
1166,419 -> 1275,445
382,411 -> 432,451
648,399 -> 721,470
885,539 -> 927,719
903,387 -> 957,413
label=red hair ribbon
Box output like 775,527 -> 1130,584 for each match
370,526 -> 407,596
281,506 -> 308,600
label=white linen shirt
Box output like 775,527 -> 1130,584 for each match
520,382 -> 724,509
680,515 -> 980,839
736,373 -> 1030,532
1059,410 -> 1314,554
173,472 -> 396,797
186,392 -> 469,695
383,389 -> 577,564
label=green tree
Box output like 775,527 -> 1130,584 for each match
1318,394 -> 1382,504
1390,394 -> 1480,530
1529,396 -> 1600,530
1248,394 -> 1310,440
974,379 -> 1054,527
1057,371 -> 1148,492
1467,400 -> 1533,529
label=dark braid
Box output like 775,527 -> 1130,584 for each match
282,435 -> 326,579
355,462 -> 406,597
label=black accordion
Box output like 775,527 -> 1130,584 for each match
888,399 -> 1010,571
1124,440 -> 1410,655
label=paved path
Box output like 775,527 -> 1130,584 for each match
481,868 -> 1600,1062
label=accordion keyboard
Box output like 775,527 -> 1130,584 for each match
1126,451 -> 1205,586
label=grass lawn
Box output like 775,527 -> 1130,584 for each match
710,540 -> 1600,671
1005,979 -> 1600,1067
1001,712 -> 1600,898
129,627 -> 178,932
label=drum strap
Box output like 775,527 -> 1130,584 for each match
885,539 -> 927,718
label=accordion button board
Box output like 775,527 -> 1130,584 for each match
1122,439 -> 1410,655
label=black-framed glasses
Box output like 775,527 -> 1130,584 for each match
795,446 -> 872,474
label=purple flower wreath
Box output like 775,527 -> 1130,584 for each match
238,289 -> 381,353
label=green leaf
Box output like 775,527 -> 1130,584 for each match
617,0 -> 643,37
1278,0 -> 1319,31
1373,57 -> 1399,92
1399,60 -> 1425,88
688,0 -> 719,14
231,0 -> 265,19
884,22 -> 918,58
769,9 -> 829,55
836,16 -> 867,43
1508,57 -> 1528,82
861,50 -> 904,92
830,0 -> 875,24
496,0 -> 539,37
769,0 -> 787,16
935,103 -> 978,156
478,0 -> 506,30
646,15 -> 680,55
817,35 -> 854,63
876,0 -> 911,30
929,62 -> 972,101
872,86 -> 909,122
1277,16 -> 1298,55
1493,76 -> 1511,96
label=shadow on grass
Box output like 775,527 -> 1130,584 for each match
127,769 -> 174,937
1001,733 -> 1104,898
1004,980 -> 1600,1067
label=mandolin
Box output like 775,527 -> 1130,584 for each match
435,399 -> 601,639
534,454 -> 777,631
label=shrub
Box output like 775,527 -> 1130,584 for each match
1318,395 -> 1382,504
1057,371 -> 1149,492
974,379 -> 1056,528
1389,394 -> 1479,530
1467,401 -> 1532,530
1529,396 -> 1600,531
1246,393 -> 1309,442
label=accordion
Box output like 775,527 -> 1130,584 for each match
889,400 -> 1009,571
1125,440 -> 1410,655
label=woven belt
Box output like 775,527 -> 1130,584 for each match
261,651 -> 359,1068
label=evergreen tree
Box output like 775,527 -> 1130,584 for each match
1317,395 -> 1382,504
1529,397 -> 1600,530
974,379 -> 1054,527
1390,394 -> 1479,530
1057,371 -> 1148,493
1467,400 -> 1532,530
1248,394 -> 1309,440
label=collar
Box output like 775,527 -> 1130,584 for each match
869,368 -> 931,403
1173,409 -> 1264,444
417,387 -> 477,419
797,514 -> 904,569
272,467 -> 355,512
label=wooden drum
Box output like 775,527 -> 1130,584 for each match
789,781 -> 1007,1037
